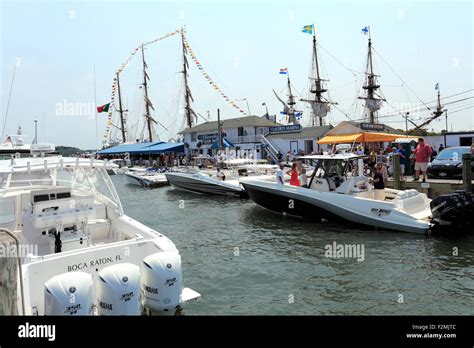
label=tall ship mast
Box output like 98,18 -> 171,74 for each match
115,72 -> 127,143
141,44 -> 158,142
301,29 -> 336,127
180,28 -> 197,129
273,69 -> 301,125
358,27 -> 385,123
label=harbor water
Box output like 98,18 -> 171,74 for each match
113,175 -> 474,315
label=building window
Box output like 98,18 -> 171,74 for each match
191,132 -> 196,142
238,127 -> 244,136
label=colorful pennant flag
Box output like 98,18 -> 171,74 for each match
279,68 -> 288,75
361,26 -> 369,35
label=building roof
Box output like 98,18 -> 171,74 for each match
266,125 -> 333,139
180,115 -> 281,134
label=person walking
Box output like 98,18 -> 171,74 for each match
414,138 -> 432,182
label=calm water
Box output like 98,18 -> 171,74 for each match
112,175 -> 474,315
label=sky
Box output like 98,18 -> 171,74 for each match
1,0 -> 472,149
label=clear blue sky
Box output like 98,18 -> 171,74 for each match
1,0 -> 472,148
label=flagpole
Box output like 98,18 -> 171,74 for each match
93,64 -> 99,150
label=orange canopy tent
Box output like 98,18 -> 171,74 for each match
317,132 -> 414,144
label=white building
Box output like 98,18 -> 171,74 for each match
424,131 -> 474,152
266,125 -> 333,157
180,115 -> 281,159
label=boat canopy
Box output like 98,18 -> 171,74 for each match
98,141 -> 184,154
317,132 -> 412,144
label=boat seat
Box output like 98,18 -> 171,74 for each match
327,177 -> 337,191
336,178 -> 356,194
396,194 -> 427,214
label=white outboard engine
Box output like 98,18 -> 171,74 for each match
44,272 -> 94,315
141,252 -> 183,314
96,263 -> 141,315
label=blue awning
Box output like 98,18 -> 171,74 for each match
97,141 -> 183,155
138,142 -> 184,154
210,138 -> 235,149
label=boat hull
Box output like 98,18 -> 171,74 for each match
165,172 -> 246,198
241,180 -> 430,234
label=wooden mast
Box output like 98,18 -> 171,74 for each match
286,73 -> 297,124
301,29 -> 335,127
115,72 -> 127,143
359,28 -> 385,124
141,44 -> 155,142
180,28 -> 196,129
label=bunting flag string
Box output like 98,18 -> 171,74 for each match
181,33 -> 248,115
103,30 -> 180,145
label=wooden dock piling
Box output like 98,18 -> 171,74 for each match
462,153 -> 472,192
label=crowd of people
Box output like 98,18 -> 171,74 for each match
276,137 -> 438,190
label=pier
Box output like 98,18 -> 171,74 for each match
387,153 -> 473,198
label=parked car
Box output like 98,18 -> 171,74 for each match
427,146 -> 474,178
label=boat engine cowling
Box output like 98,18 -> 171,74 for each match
44,271 -> 94,315
141,252 -> 183,313
430,190 -> 474,235
96,263 -> 141,315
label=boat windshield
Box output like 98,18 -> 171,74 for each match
2,166 -> 123,214
313,159 -> 347,177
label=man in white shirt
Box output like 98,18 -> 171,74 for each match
276,163 -> 285,185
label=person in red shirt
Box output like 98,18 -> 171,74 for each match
414,138 -> 432,182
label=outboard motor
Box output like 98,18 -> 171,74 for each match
96,263 -> 141,316
44,272 -> 94,315
141,252 -> 183,314
430,191 -> 474,235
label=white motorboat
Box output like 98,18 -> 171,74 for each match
165,170 -> 244,197
105,159 -> 129,175
124,169 -> 169,188
0,151 -> 200,315
241,153 -> 473,235
164,159 -> 276,197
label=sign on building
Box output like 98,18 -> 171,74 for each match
268,124 -> 302,134
360,123 -> 385,131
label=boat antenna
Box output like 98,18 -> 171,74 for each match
2,63 -> 17,139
